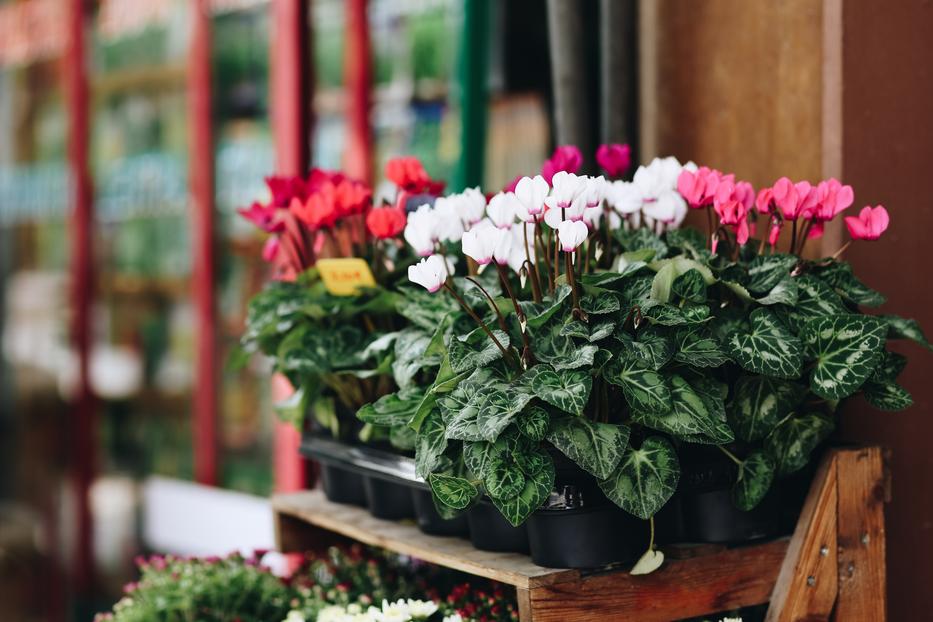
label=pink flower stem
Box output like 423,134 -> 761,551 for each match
789,221 -> 798,256
523,222 -> 543,302
705,206 -> 714,249
796,220 -> 813,255
831,240 -> 852,261
465,275 -> 508,332
564,252 -> 586,321
494,264 -> 534,367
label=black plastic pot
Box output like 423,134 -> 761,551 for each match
363,476 -> 416,520
527,505 -> 641,568
411,488 -> 470,537
320,463 -> 368,507
682,486 -> 782,543
467,501 -> 529,553
653,493 -> 688,545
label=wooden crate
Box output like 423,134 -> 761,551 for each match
273,446 -> 886,621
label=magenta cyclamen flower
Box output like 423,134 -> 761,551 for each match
677,167 -> 731,209
541,145 -> 583,184
713,180 -> 752,246
596,143 -> 632,178
237,201 -> 282,233
845,205 -> 890,241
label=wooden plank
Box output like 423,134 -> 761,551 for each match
526,539 -> 788,621
272,490 -> 580,589
766,453 -> 839,621
833,447 -> 886,621
515,587 -> 533,622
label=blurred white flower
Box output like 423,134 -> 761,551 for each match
403,599 -> 439,618
557,220 -> 589,252
584,205 -> 622,231
514,174 -> 549,219
582,175 -> 606,207
550,171 -> 587,207
632,156 -> 684,199
442,615 -> 464,622
487,192 -> 519,229
544,193 -> 586,228
404,205 -> 437,256
432,197 -> 465,242
643,190 -> 688,228
458,187 -> 488,225
606,180 -> 643,215
408,254 -> 449,292
507,222 -> 536,273
461,223 -> 503,266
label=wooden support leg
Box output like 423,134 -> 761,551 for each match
516,587 -> 533,622
833,447 -> 886,621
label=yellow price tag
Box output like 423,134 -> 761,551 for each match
317,258 -> 377,296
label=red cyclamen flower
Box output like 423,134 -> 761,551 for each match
290,193 -> 338,230
540,145 -> 583,184
366,206 -> 407,239
265,175 -> 308,208
844,205 -> 889,241
595,143 -> 632,178
237,201 -> 282,233
386,157 -> 431,193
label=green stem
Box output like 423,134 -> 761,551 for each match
443,282 -> 516,368
718,445 -> 743,466
465,275 -> 508,332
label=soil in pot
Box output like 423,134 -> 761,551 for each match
411,488 -> 470,537
364,476 -> 416,520
467,501 -> 529,553
320,463 -> 368,507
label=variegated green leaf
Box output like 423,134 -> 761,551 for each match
356,387 -> 424,427
871,351 -> 908,383
633,374 -> 733,443
448,327 -> 510,374
616,326 -> 675,370
732,451 -> 775,511
746,254 -> 797,294
727,375 -> 807,442
476,383 -> 534,441
547,416 -> 631,479
429,474 -> 478,510
672,268 -> 707,303
802,314 -> 887,400
604,358 -> 672,415
765,414 -> 834,476
674,326 -> 730,367
517,405 -> 550,441
757,276 -> 798,306
726,307 -> 803,379
414,410 -> 448,478
485,459 -> 526,500
863,381 -> 913,411
599,436 -> 680,520
523,365 -> 593,415
817,262 -> 885,307
490,455 -> 555,526
882,314 -> 933,351
581,291 -> 622,315
784,275 -> 848,330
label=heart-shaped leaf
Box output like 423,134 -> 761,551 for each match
448,327 -> 510,374
581,290 -> 622,315
870,351 -> 908,383
520,285 -> 572,328
863,381 -> 913,411
490,454 -> 555,526
784,275 -> 848,330
817,262 -> 885,307
485,459 -> 527,500
673,326 -> 730,367
630,549 -> 665,575
476,383 -> 534,441
616,326 -> 675,370
726,307 -> 803,379
604,358 -> 672,415
756,276 -> 799,306
672,269 -> 707,303
746,254 -> 797,294
802,314 -> 887,400
599,436 -> 680,519
357,387 -> 424,427
517,405 -> 550,441
414,410 -> 448,478
463,438 -> 507,479
728,375 -> 807,442
633,374 -> 733,443
561,319 -> 616,343
429,474 -> 478,510
732,451 -> 775,511
765,413 -> 834,476
523,365 -> 593,415
882,314 -> 933,351
547,416 -> 631,479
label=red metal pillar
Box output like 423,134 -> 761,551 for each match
65,0 -> 95,595
344,0 -> 372,184
270,0 -> 311,493
188,0 -> 218,486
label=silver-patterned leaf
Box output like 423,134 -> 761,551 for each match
727,375 -> 807,442
765,413 -> 834,476
726,307 -> 803,379
598,436 -> 680,520
882,314 -> 933,352
517,405 -> 550,441
802,314 -> 887,400
633,374 -> 733,443
674,326 -> 730,367
490,455 -> 555,526
523,365 -> 593,415
448,327 -> 510,374
756,276 -> 799,306
732,451 -> 775,511
414,409 -> 448,478
485,459 -> 527,500
604,358 -> 672,415
863,381 -> 913,411
616,326 -> 675,370
547,417 -> 631,479
429,474 -> 478,510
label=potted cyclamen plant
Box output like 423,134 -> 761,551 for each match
235,161 -> 448,516
356,143 -> 930,570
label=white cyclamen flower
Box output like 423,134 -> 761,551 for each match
462,222 -> 505,265
458,187 -> 488,225
606,180 -> 644,215
632,156 -> 684,199
550,170 -> 586,207
643,190 -> 687,226
584,205 -> 622,231
404,599 -> 439,618
513,174 -> 549,219
282,612 -> 306,622
557,220 -> 589,252
432,197 -> 465,242
507,222 -> 536,273
582,175 -> 606,207
486,192 -> 519,229
543,193 -> 586,228
403,205 -> 437,256
408,254 -> 449,292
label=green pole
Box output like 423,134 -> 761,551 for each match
454,0 -> 490,191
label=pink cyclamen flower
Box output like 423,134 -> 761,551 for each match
813,178 -> 854,222
713,180 -> 751,245
237,201 -> 282,233
541,145 -> 583,184
755,187 -> 774,214
844,205 -> 890,241
768,221 -> 782,246
595,143 -> 632,178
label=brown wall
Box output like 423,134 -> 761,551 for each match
640,0 -> 933,614
837,1 -> 933,617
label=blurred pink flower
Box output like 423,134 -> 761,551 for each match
541,145 -> 583,184
845,205 -> 890,240
596,143 -> 632,178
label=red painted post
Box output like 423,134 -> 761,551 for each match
270,0 -> 311,493
188,0 -> 218,486
65,0 -> 95,595
344,0 -> 372,184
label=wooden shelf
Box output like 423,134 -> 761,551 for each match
273,447 -> 887,622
